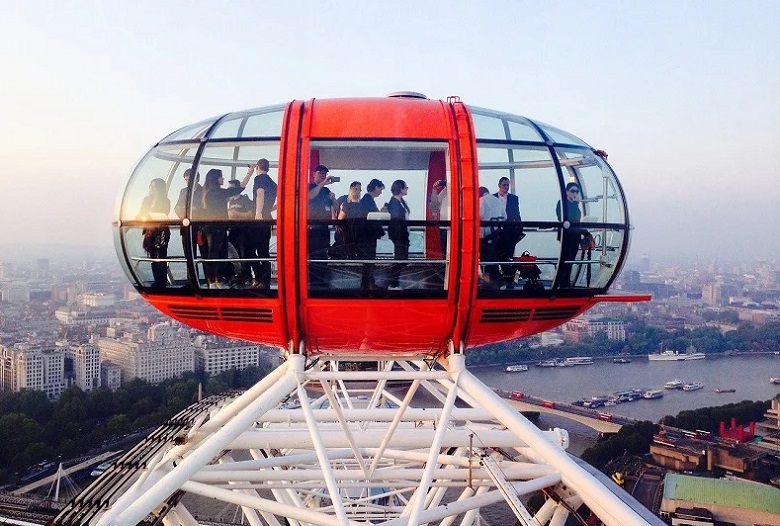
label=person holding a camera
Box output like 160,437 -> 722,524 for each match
308,165 -> 338,288
429,179 -> 449,257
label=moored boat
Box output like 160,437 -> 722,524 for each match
682,381 -> 704,391
505,364 -> 529,373
643,389 -> 664,399
715,388 -> 736,393
648,344 -> 705,362
536,359 -> 558,368
612,357 -> 631,364
565,356 -> 594,365
664,379 -> 684,389
770,376 -> 780,385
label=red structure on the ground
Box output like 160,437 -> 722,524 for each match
719,419 -> 756,443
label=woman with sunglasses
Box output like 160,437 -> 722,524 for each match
556,182 -> 582,288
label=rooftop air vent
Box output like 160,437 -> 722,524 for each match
386,91 -> 428,99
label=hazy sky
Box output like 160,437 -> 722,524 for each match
1,1 -> 778,261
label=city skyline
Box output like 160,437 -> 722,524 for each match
1,2 -> 778,261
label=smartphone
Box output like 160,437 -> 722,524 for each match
329,176 -> 341,183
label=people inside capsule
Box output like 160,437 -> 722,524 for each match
429,179 -> 449,257
556,182 -> 582,288
174,168 -> 203,257
308,164 -> 338,288
226,178 -> 254,286
387,179 -> 410,290
139,178 -> 171,288
335,182 -> 363,261
478,186 -> 506,286
333,180 -> 361,258
359,178 -> 386,291
201,168 -> 252,289
494,177 -> 524,285
248,158 -> 277,289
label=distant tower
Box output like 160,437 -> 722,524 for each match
36,258 -> 50,279
639,253 -> 650,272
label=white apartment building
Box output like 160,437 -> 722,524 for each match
101,360 -> 122,391
70,342 -> 101,392
80,293 -> 117,307
55,307 -> 115,326
1,283 -> 31,304
0,345 -> 13,392
97,323 -> 194,385
4,344 -> 67,399
192,335 -> 262,376
563,316 -> 627,343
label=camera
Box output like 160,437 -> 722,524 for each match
329,176 -> 341,183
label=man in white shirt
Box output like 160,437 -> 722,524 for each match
479,186 -> 506,285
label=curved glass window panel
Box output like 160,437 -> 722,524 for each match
120,226 -> 189,289
159,118 -> 218,143
120,144 -> 198,221
198,142 -> 280,181
471,112 -> 508,140
535,121 -> 589,147
477,229 -> 561,297
476,146 -> 510,164
209,116 -> 244,140
556,148 -> 625,224
507,119 -> 544,142
307,141 -> 450,296
570,228 -> 625,289
477,145 -> 560,222
209,107 -> 285,139
242,110 -> 284,137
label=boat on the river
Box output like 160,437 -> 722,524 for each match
648,344 -> 705,362
715,388 -> 736,393
683,381 -> 704,391
537,359 -> 558,368
770,376 -> 780,385
643,389 -> 664,399
612,357 -> 631,364
664,379 -> 684,389
505,364 -> 529,373
565,356 -> 594,366
584,395 -> 610,408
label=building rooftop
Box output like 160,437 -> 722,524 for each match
663,473 -> 780,515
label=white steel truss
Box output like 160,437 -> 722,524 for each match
62,352 -> 658,526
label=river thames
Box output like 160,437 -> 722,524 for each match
472,353 -> 780,454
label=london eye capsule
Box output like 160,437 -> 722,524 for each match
114,93 -> 647,355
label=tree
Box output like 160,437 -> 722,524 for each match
0,413 -> 46,467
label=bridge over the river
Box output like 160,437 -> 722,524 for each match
11,450 -> 121,496
495,390 -> 635,433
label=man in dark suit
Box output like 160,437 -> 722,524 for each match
493,177 -> 524,282
358,178 -> 385,290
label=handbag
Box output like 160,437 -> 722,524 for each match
516,251 -> 541,280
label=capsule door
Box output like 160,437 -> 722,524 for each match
285,97 -> 465,355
